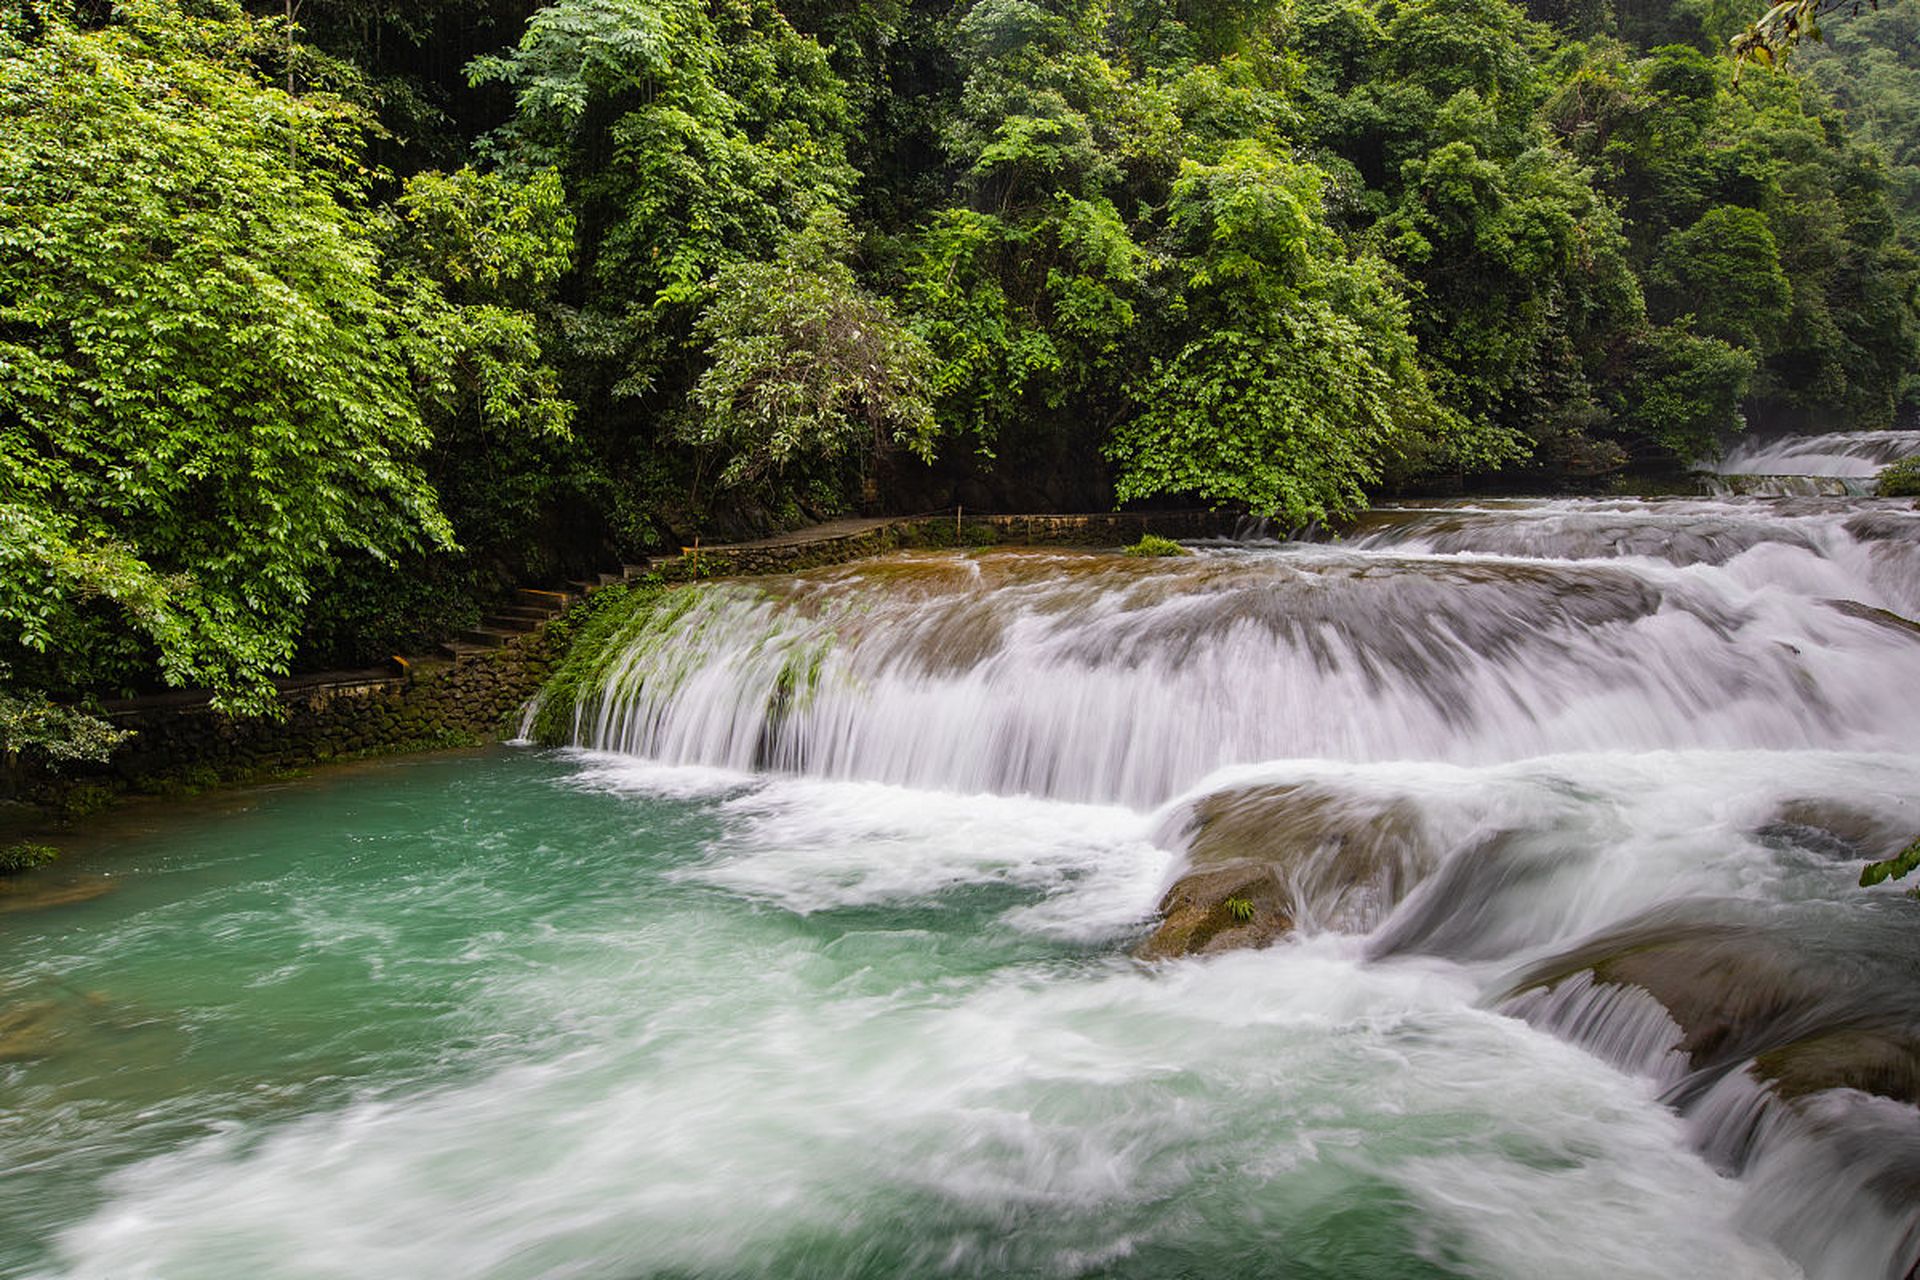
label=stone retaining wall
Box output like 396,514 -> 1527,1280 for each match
657,510 -> 1233,579
9,629 -> 560,819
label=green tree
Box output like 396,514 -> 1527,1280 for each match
686,218 -> 937,498
1647,206 -> 1793,353
0,1 -> 564,711
1624,323 -> 1757,460
1547,38 -> 1918,434
473,0 -> 856,398
299,164 -> 580,667
1109,143 -> 1517,521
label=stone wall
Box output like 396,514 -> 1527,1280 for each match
9,629 -> 560,819
655,510 -> 1233,579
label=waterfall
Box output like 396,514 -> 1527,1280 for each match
529,490 -> 1920,1279
1710,427 -> 1920,478
555,497 -> 1920,807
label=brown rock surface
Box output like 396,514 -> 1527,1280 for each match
1137,782 -> 1435,959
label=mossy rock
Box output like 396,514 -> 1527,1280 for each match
1137,781 -> 1442,960
1500,907 -> 1920,1109
1135,863 -> 1294,960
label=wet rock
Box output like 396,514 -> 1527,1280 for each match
1137,782 -> 1433,959
1499,901 -> 1920,1112
1498,902 -> 1920,1278
1761,798 -> 1915,863
1845,510 -> 1920,545
1134,863 -> 1293,960
1756,1029 -> 1920,1105
1822,598 -> 1920,640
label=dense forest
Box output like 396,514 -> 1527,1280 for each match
3,0 -> 1919,746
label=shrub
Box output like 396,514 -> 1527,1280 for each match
1123,534 -> 1192,558
0,842 -> 58,875
1861,836 -> 1920,886
1877,457 -> 1920,498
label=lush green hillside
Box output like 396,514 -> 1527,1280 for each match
3,0 -> 1918,744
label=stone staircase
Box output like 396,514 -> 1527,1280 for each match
437,563 -> 655,659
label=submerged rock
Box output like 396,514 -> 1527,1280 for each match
1497,901 -> 1920,1278
0,875 -> 117,914
1822,598 -> 1920,641
0,1000 -> 62,1062
1759,797 -> 1915,864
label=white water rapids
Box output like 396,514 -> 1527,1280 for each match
534,488 -> 1920,1279
1713,428 -> 1920,479
561,497 -> 1920,807
25,490 -> 1920,1280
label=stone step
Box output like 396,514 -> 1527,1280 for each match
438,639 -> 491,660
516,587 -> 575,609
482,614 -> 543,633
564,579 -> 599,594
621,562 -> 653,579
597,571 -> 625,587
491,604 -> 555,623
459,627 -> 515,648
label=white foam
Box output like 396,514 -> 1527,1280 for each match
679,776 -> 1171,939
45,937 -> 1799,1280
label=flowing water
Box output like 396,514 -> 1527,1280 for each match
6,493 -> 1920,1279
1710,428 -> 1920,488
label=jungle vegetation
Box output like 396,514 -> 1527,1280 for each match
3,0 -> 1919,749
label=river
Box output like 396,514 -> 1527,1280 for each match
4,476 -> 1919,1278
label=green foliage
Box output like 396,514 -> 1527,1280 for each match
1223,895 -> 1257,922
1627,324 -> 1757,462
1648,208 -> 1793,351
687,218 -> 937,494
474,0 -> 855,387
1123,534 -> 1192,557
0,690 -> 130,764
1549,40 -> 1919,433
1860,835 -> 1920,885
0,842 -> 58,876
1878,456 -> 1920,496
1111,138 -> 1514,521
0,2 -> 563,714
0,3 -> 435,711
388,166 -> 575,445
526,582 -> 672,740
1800,2 -> 1920,240
1733,0 -> 1851,71
294,557 -> 485,669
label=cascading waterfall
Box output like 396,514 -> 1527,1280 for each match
546,492 -> 1920,1280
563,500 -> 1920,807
1711,427 -> 1920,479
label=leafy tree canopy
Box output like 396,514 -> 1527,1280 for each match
0,0 -> 565,714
